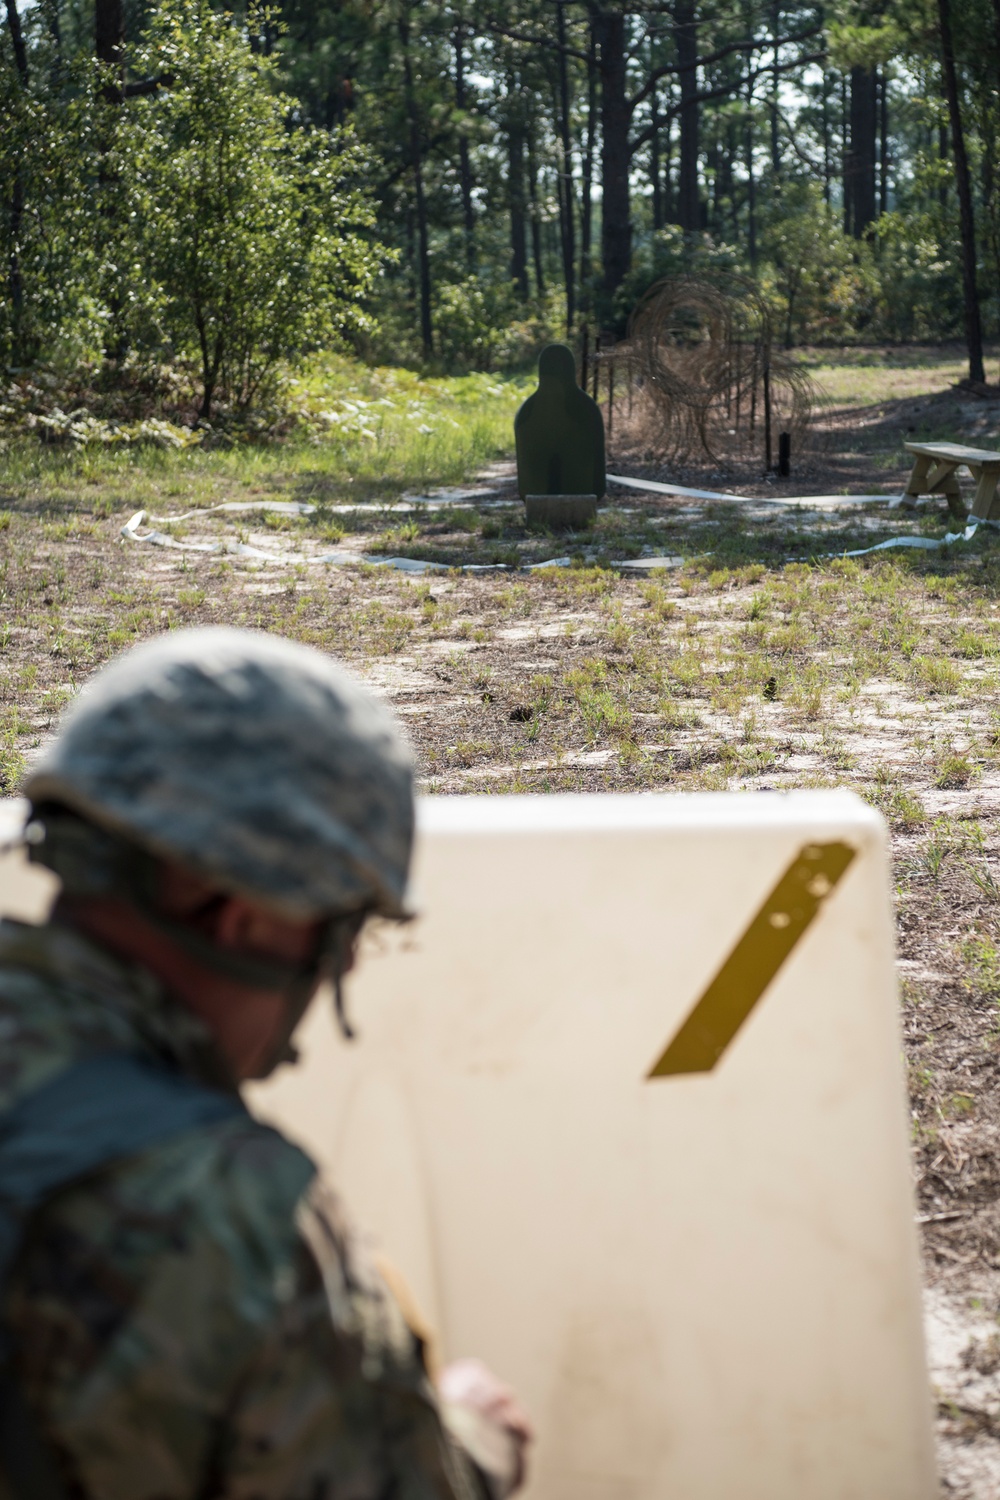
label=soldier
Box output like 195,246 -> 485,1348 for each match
0,627 -> 531,1500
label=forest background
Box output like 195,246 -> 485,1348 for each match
2,0 -> 999,420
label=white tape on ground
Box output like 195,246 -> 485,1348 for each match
603,474 -> 1000,562
141,500 -> 317,524
120,510 -> 353,564
614,555 -> 688,571
828,520 -> 999,558
607,473 -> 896,508
140,492 -> 506,525
120,511 -> 511,575
365,556 -> 509,574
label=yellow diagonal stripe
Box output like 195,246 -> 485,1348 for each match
647,840 -> 857,1079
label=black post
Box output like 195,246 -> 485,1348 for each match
778,431 -> 790,476
937,0 -> 986,383
608,358 -> 615,439
734,343 -> 741,432
762,361 -> 773,471
749,343 -> 758,436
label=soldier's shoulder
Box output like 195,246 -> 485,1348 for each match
106,1107 -> 317,1298
0,919 -> 313,1248
0,920 -> 141,1102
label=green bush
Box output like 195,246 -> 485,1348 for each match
433,278 -> 562,372
869,210 -> 964,342
612,226 -> 746,332
760,184 -> 878,347
126,3 -> 386,418
431,278 -> 520,371
0,51 -> 102,367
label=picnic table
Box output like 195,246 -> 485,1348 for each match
897,441 -> 1000,522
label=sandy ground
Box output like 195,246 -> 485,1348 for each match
8,360 -> 1000,1490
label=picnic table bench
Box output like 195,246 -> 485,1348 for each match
896,441 -> 1000,522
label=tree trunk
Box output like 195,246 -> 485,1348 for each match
94,0 -> 124,97
841,74 -> 850,233
555,0 -> 576,332
507,82 -> 529,299
405,198 -> 417,310
324,76 -> 353,130
453,21 -> 475,271
785,274 -> 799,348
196,311 -> 222,422
721,119 -> 735,228
43,0 -> 62,58
846,65 -> 877,236
593,5 -> 630,305
821,66 -> 831,204
528,128 -> 545,297
4,0 -> 27,361
937,0 -> 985,382
990,0 -> 1000,336
4,0 -> 28,82
676,0 -> 699,231
745,83 -> 757,267
707,135 -> 719,231
651,92 -> 663,230
94,0 -> 127,356
704,136 -> 715,230
981,133 -> 1000,337
7,171 -> 24,345
878,69 -> 889,218
663,95 -> 674,222
770,0 -> 780,177
579,24 -> 597,312
399,12 -> 433,355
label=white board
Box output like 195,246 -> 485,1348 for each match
0,793 -> 936,1497
0,799 -> 58,920
250,791 -> 935,1500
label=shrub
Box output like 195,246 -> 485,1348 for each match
0,50 -> 102,367
128,3 -> 385,418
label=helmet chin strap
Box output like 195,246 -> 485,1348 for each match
242,914 -> 366,1076
125,897 -> 369,1063
333,977 -> 355,1041
27,803 -> 367,1063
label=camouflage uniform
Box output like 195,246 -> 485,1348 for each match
3,627 -> 490,1500
0,914 -> 482,1500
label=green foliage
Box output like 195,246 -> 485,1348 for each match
871,210 -> 964,342
761,184 -> 877,347
0,1 -> 385,411
961,931 -> 1000,996
613,228 -> 746,328
0,50 -> 101,367
826,20 -> 904,70
126,4 -> 384,418
432,279 -> 529,372
4,0 -> 1000,389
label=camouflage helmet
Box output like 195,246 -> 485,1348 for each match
24,628 -> 415,921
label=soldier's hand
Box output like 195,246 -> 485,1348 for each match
438,1357 -> 533,1498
